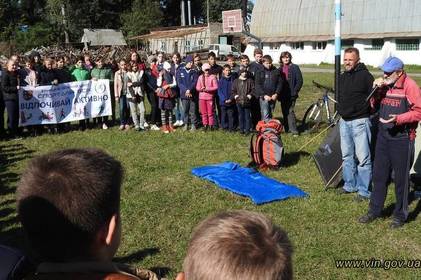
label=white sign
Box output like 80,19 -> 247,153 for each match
19,79 -> 112,126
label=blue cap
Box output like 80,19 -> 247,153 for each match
381,57 -> 404,72
185,55 -> 193,63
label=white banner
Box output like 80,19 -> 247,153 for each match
19,79 -> 112,126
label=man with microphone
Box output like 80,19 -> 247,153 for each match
359,57 -> 421,228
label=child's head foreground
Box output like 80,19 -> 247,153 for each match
177,210 -> 293,280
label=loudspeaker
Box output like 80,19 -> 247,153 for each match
313,124 -> 343,188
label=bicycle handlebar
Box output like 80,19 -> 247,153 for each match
312,80 -> 334,93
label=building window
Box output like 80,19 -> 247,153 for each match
160,41 -> 166,51
198,39 -> 204,49
270,43 -> 280,50
291,42 -> 304,50
185,40 -> 191,52
341,40 -> 354,49
364,39 -> 384,50
312,41 -> 327,50
396,39 -> 420,51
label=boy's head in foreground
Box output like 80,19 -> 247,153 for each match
16,148 -> 123,262
176,210 -> 293,280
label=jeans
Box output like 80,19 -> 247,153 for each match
118,95 -> 129,125
175,97 -> 185,122
128,98 -> 145,127
339,118 -> 372,197
237,105 -> 251,133
259,98 -> 276,121
182,98 -> 197,126
220,105 -> 235,130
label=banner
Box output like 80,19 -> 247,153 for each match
19,79 -> 112,126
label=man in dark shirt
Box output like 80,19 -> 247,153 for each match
337,47 -> 374,201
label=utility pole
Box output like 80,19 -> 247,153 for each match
334,0 -> 341,110
61,4 -> 69,45
207,0 -> 210,27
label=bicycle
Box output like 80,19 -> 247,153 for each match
301,80 -> 339,133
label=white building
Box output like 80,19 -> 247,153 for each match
246,0 -> 421,66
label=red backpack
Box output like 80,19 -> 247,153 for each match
249,119 -> 284,170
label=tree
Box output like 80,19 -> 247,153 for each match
121,0 -> 163,37
200,0 -> 253,23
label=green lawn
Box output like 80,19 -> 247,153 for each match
1,72 -> 421,279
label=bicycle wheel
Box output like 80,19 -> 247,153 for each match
302,102 -> 323,133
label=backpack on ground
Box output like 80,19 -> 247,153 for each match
249,119 -> 284,170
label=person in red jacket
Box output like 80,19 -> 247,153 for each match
359,57 -> 421,228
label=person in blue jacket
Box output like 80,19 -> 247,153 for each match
176,55 -> 199,131
217,65 -> 236,131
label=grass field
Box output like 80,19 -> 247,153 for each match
1,72 -> 421,279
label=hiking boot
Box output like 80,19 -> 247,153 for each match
390,219 -> 405,229
353,194 -> 370,202
358,213 -> 379,224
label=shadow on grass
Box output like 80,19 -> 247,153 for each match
114,247 -> 160,263
150,266 -> 171,278
282,151 -> 310,167
381,191 -> 421,223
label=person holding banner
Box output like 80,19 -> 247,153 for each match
72,57 -> 91,131
91,57 -> 113,130
1,60 -> 20,138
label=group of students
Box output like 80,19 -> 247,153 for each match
12,148 -> 293,279
0,48 -> 303,138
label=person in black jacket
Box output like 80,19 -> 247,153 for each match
0,65 -> 4,138
1,60 -> 20,137
279,51 -> 303,135
255,55 -> 283,121
38,58 -> 58,86
337,47 -> 374,201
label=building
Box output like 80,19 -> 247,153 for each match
246,0 -> 421,66
81,29 -> 127,48
129,23 -> 218,56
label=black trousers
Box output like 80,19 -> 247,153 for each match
250,97 -> 261,130
369,131 -> 414,221
0,99 -> 5,137
146,89 -> 160,125
4,99 -> 19,135
281,98 -> 298,133
220,105 -> 235,130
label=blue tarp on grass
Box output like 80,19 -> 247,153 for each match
192,162 -> 308,204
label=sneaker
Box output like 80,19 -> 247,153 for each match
139,126 -> 145,131
135,125 -> 140,131
119,125 -> 125,130
102,123 -> 108,130
144,122 -> 149,128
390,219 -> 404,229
173,120 -> 180,127
292,132 -> 299,137
150,124 -> 160,131
190,125 -> 196,131
358,213 -> 379,224
353,194 -> 370,202
124,124 -> 131,130
161,124 -> 169,133
178,120 -> 184,127
183,124 -> 188,131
